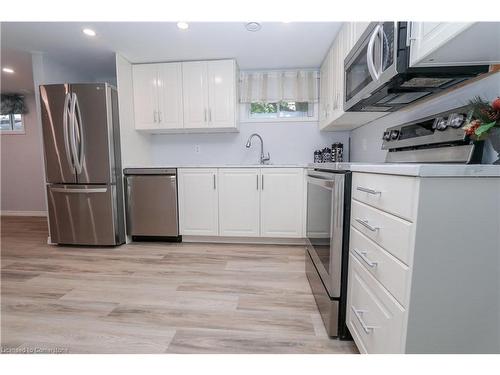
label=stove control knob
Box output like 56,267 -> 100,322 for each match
390,130 -> 400,140
383,131 -> 391,141
449,113 -> 466,128
435,117 -> 448,131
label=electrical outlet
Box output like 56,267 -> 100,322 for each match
194,145 -> 201,153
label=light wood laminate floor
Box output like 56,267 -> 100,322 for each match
1,216 -> 357,354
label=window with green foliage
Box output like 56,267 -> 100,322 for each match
0,114 -> 24,132
249,101 -> 312,119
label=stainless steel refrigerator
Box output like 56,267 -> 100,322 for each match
40,83 -> 125,245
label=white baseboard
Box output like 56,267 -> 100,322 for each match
1,210 -> 47,217
182,235 -> 306,246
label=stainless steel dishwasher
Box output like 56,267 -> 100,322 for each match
124,168 -> 180,240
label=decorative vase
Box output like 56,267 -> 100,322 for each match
488,127 -> 500,164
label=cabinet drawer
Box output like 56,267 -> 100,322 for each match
347,253 -> 406,354
350,227 -> 410,307
351,199 -> 414,265
352,172 -> 419,222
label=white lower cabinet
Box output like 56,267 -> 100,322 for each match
178,167 -> 305,239
347,171 -> 500,354
260,168 -> 304,238
347,253 -> 406,354
178,168 -> 219,236
218,168 -> 260,237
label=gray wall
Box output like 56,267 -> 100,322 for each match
148,121 -> 349,166
0,53 -> 100,215
1,94 -> 46,214
350,72 -> 500,163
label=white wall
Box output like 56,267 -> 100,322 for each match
148,121 -> 349,166
115,54 -> 152,167
1,94 -> 46,214
350,72 -> 500,163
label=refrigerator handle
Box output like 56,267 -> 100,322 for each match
62,93 -> 74,169
51,187 -> 108,194
70,93 -> 85,174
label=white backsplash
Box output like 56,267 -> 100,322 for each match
149,121 -> 350,166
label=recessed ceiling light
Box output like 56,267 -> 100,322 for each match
177,22 -> 189,30
82,28 -> 96,37
245,22 -> 262,32
2,67 -> 14,74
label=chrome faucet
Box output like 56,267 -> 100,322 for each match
245,133 -> 270,165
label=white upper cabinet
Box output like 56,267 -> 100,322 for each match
349,22 -> 370,50
319,23 -> 386,132
182,61 -> 209,129
132,62 -> 183,130
178,168 -> 219,236
260,168 -> 304,238
409,22 -> 500,67
132,59 -> 238,133
207,60 -> 237,128
183,59 -> 238,130
132,64 -> 159,130
157,63 -> 184,129
218,168 -> 260,237
319,48 -> 332,125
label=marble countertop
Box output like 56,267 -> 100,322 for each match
123,164 -> 308,170
123,163 -> 500,177
309,162 -> 500,177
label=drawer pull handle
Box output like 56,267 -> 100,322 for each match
355,218 -> 379,232
351,306 -> 376,334
356,186 -> 381,195
353,248 -> 378,268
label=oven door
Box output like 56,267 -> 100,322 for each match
306,170 -> 345,298
344,22 -> 398,112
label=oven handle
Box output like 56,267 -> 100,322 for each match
367,24 -> 382,81
307,175 -> 334,190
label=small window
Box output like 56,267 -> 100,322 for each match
249,101 -> 313,119
0,114 -> 24,133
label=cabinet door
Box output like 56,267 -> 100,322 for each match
218,168 -> 260,237
157,63 -> 184,129
409,22 -> 473,67
319,55 -> 329,126
260,168 -> 304,238
182,61 -> 209,128
331,35 -> 341,114
178,168 -> 218,236
347,253 -> 406,354
207,60 -> 235,128
132,64 -> 159,129
349,22 -> 370,51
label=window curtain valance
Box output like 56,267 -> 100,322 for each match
240,70 -> 319,103
0,94 -> 28,115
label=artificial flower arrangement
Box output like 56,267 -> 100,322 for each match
462,97 -> 500,140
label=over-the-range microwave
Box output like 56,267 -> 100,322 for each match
344,22 -> 490,112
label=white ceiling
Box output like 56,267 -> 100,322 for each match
1,48 -> 34,93
1,22 -> 341,80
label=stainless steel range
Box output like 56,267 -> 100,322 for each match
382,106 -> 483,163
305,165 -> 352,339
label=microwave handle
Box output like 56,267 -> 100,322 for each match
367,24 -> 382,81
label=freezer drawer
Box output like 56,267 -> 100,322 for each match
125,174 -> 179,237
47,184 -> 124,246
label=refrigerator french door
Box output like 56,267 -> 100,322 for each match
40,83 -> 125,245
